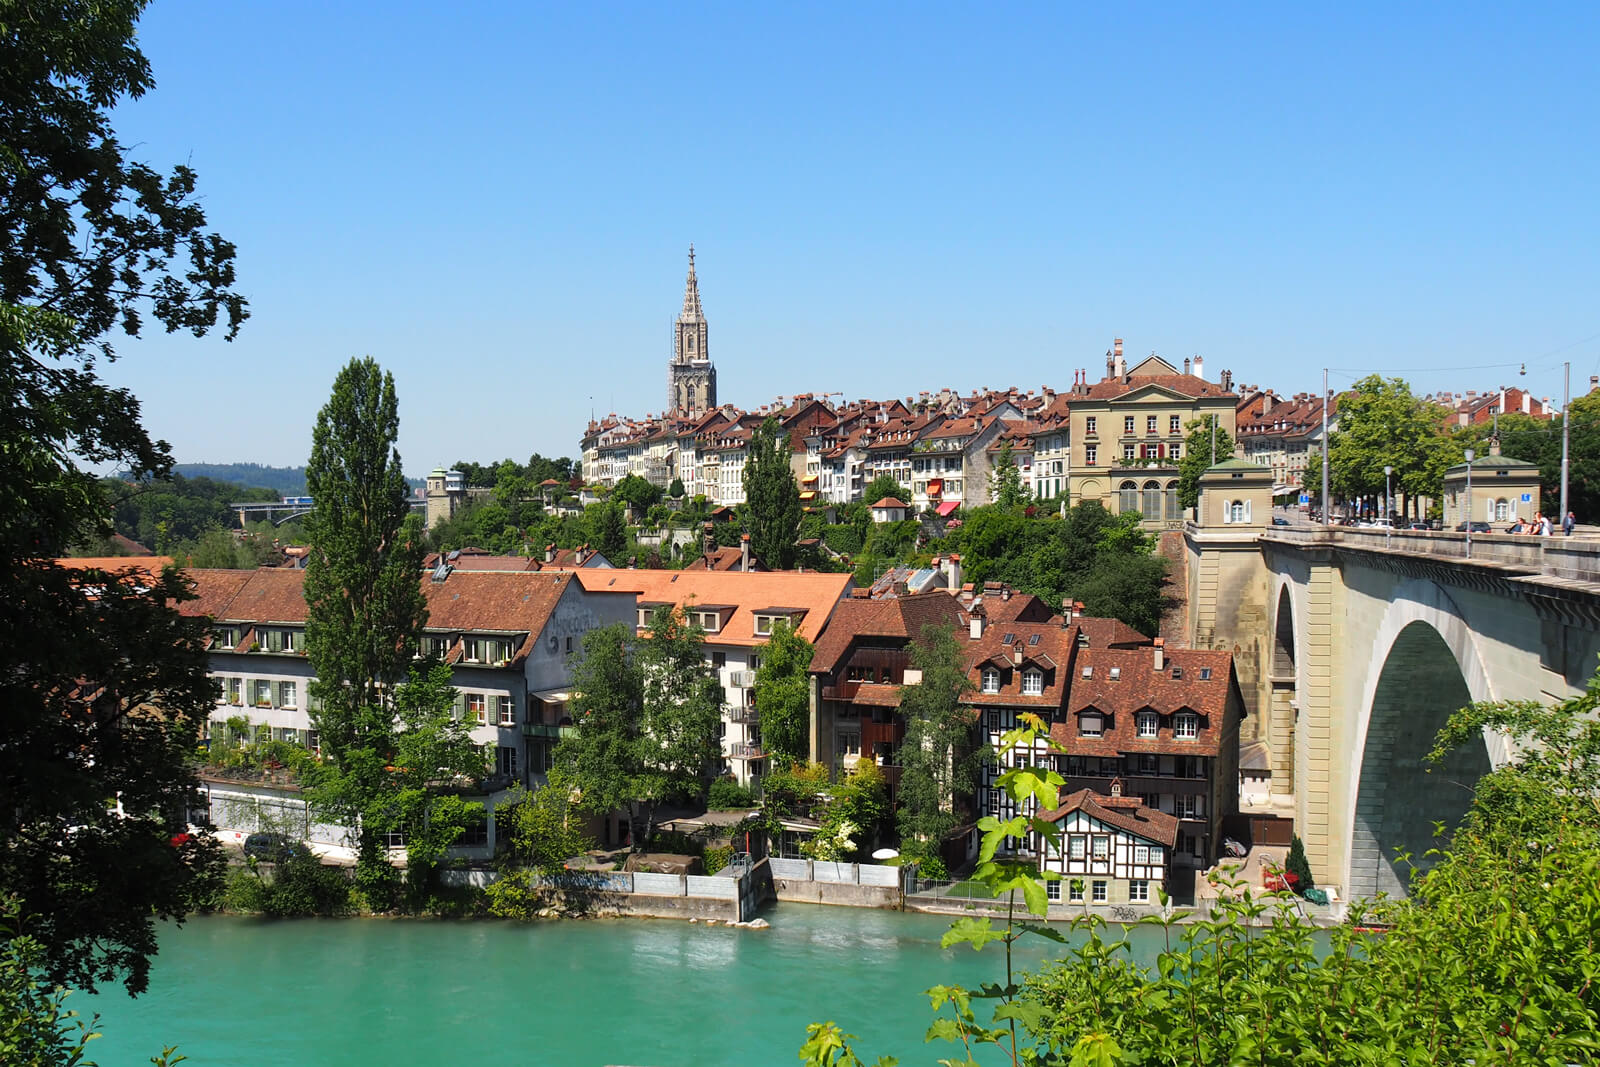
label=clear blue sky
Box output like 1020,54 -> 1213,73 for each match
101,1 -> 1599,474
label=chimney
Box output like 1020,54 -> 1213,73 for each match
1061,595 -> 1073,625
576,543 -> 590,565
1153,637 -> 1164,672
545,543 -> 556,564
1220,369 -> 1233,392
1192,354 -> 1205,381
1073,600 -> 1083,620
1260,393 -> 1273,416
740,533 -> 750,572
1591,375 -> 1598,391
1183,356 -> 1191,375
969,605 -> 986,641
945,553 -> 963,590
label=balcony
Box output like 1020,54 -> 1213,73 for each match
726,670 -> 756,688
727,705 -> 759,724
523,723 -> 578,739
821,681 -> 862,702
728,742 -> 764,760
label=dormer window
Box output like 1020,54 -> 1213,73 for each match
695,610 -> 722,633
981,668 -> 1001,694
1136,711 -> 1159,738
1078,711 -> 1104,738
262,628 -> 299,654
215,626 -> 239,650
1021,669 -> 1043,696
1109,667 -> 1121,681
422,634 -> 453,659
1175,713 -> 1199,739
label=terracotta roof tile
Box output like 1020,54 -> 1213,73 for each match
576,569 -> 852,648
809,591 -> 966,673
1039,788 -> 1179,847
1051,647 -> 1235,758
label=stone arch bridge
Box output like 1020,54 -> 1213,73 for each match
1183,524 -> 1600,898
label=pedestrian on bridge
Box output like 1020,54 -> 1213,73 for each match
1564,511 -> 1576,537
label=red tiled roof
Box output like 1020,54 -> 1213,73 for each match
1081,374 -> 1233,401
871,497 -> 909,509
961,623 -> 1078,709
1052,647 -> 1235,758
1038,788 -> 1179,847
683,546 -> 765,572
809,591 -> 967,673
576,569 -> 852,648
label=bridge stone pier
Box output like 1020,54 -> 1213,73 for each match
1184,504 -> 1600,900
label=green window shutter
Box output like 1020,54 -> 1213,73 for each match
453,692 -> 466,721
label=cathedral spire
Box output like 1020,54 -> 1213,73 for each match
681,244 -> 703,321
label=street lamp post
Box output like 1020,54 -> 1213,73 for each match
1384,465 -> 1393,549
1464,449 -> 1475,559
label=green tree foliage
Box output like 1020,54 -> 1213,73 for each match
1176,414 -> 1237,509
1482,390 -> 1600,523
0,0 -> 244,995
1327,375 -> 1456,518
220,853 -> 350,917
804,762 -> 890,862
934,502 -> 1168,635
303,357 -> 433,904
753,619 -> 815,767
0,901 -> 104,1066
588,500 -> 628,560
98,473 -> 275,551
987,440 -> 1030,510
557,609 -> 723,847
743,417 -> 803,569
170,462 -> 310,495
495,773 -> 594,877
896,624 -> 983,857
388,664 -> 488,898
862,474 -> 909,507
667,477 -> 687,499
612,474 -> 663,512
806,670 -> 1600,1067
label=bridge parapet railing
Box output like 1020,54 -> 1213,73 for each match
1258,525 -> 1600,576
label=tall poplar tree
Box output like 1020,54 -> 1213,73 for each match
743,417 -> 803,569
303,357 -> 428,900
753,620 -> 815,767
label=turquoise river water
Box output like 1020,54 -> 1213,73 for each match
83,907 -> 1170,1067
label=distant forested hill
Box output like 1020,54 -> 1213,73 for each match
172,463 -> 307,495
172,463 -> 424,494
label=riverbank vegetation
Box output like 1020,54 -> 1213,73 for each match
804,669 -> 1600,1066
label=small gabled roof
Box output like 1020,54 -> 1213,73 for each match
1039,789 -> 1179,847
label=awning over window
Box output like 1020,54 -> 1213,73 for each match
935,501 -> 960,517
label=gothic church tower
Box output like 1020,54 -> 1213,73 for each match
667,245 -> 717,416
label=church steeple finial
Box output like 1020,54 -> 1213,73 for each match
681,244 -> 703,320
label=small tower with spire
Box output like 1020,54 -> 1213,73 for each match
667,245 -> 717,416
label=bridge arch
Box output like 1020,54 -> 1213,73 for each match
1343,579 -> 1500,900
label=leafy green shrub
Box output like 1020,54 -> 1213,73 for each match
707,778 -> 756,810
821,525 -> 862,556
702,846 -> 733,875
483,869 -> 543,920
224,856 -> 350,917
221,867 -> 270,913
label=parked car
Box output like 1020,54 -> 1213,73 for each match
1271,517 -> 1291,526
1455,521 -> 1491,533
243,832 -> 309,863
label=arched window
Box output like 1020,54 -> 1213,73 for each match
1165,480 -> 1181,520
1136,711 -> 1159,738
1142,480 -> 1162,519
1021,669 -> 1043,696
1174,712 -> 1198,739
1119,481 -> 1139,515
1494,498 -> 1509,521
981,668 -> 1001,694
